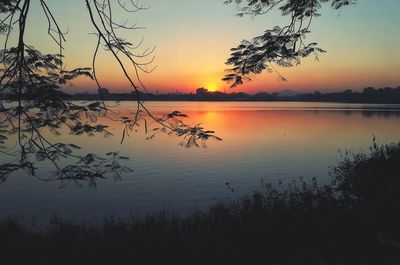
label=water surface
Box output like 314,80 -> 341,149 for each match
1,102 -> 400,221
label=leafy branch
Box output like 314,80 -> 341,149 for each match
0,0 -> 221,185
223,0 -> 356,87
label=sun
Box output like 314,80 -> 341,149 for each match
206,83 -> 218,92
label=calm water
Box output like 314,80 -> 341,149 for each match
1,101 -> 400,221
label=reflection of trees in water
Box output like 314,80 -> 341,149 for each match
361,111 -> 400,119
309,109 -> 400,118
331,110 -> 400,118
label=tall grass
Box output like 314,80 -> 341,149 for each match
1,141 -> 400,264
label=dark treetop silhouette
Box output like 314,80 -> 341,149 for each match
0,0 -> 220,185
223,0 -> 357,87
61,86 -> 400,104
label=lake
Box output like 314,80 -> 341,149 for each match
1,101 -> 400,221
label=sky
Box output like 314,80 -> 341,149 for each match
19,0 -> 400,94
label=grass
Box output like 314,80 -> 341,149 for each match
1,140 -> 400,264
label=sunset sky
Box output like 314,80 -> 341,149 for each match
23,0 -> 400,94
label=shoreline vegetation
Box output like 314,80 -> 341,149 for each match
62,86 -> 400,104
1,140 -> 400,264
3,86 -> 400,104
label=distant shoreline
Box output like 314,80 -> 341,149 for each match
3,86 -> 400,104
67,98 -> 400,104
67,86 -> 400,104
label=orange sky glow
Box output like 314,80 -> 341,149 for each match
21,0 -> 400,95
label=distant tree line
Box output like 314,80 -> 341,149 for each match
298,87 -> 400,104
13,86 -> 398,104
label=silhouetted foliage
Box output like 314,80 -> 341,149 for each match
1,140 -> 399,264
223,0 -> 357,87
332,139 -> 400,212
0,1 -> 220,184
53,86 -> 400,103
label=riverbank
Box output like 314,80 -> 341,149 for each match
1,141 -> 400,264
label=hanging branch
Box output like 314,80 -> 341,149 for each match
223,0 -> 356,87
0,0 -> 221,185
84,0 -> 221,146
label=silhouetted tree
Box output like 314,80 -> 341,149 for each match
0,0 -> 221,184
223,0 -> 356,87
